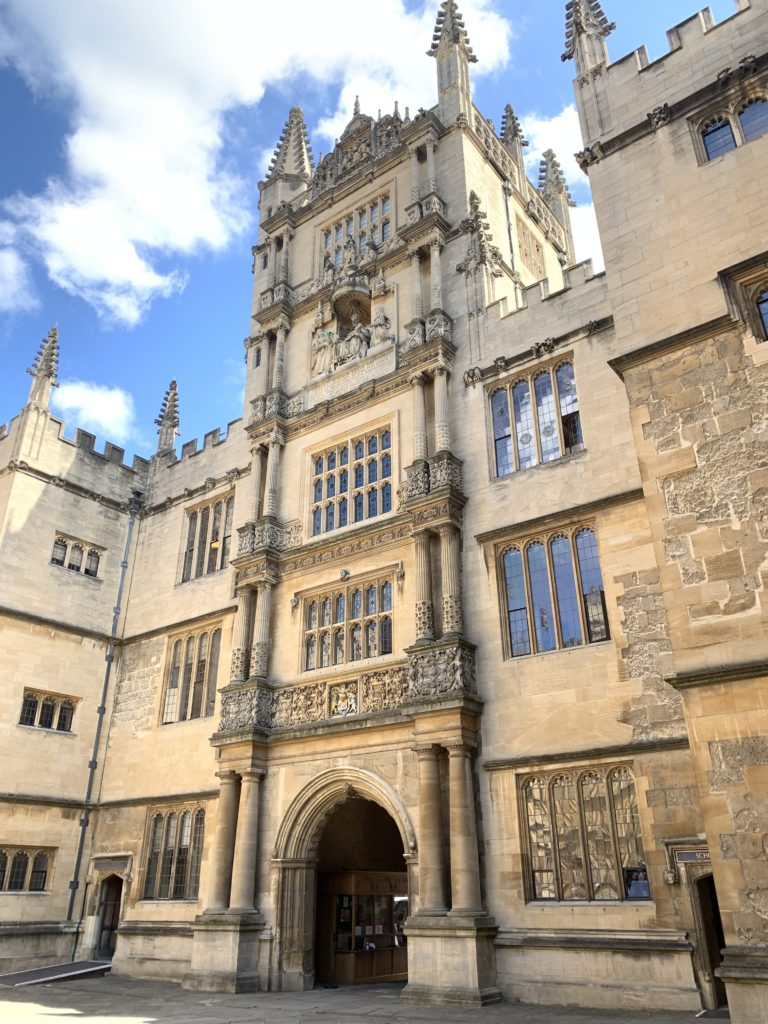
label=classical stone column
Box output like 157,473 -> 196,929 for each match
268,237 -> 278,289
447,744 -> 483,914
425,135 -> 437,194
228,768 -> 266,912
414,531 -> 435,643
415,745 -> 448,913
429,239 -> 443,312
230,588 -> 255,683
439,524 -> 463,637
250,581 -> 273,679
433,364 -> 450,452
249,444 -> 265,522
410,374 -> 428,463
409,250 -> 423,321
207,770 -> 240,911
279,230 -> 291,284
263,431 -> 284,518
410,147 -> 420,201
271,321 -> 289,392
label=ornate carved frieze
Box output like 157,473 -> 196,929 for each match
217,664 -> 409,733
405,461 -> 431,500
425,312 -> 452,345
406,640 -> 477,701
456,192 -> 504,279
428,451 -> 463,493
230,647 -> 250,682
401,320 -> 426,353
250,391 -> 304,425
310,103 -> 405,199
237,520 -> 303,556
278,522 -> 412,578
250,641 -> 270,680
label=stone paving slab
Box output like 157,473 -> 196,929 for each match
0,976 -> 710,1024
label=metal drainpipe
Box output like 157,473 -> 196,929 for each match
66,488 -> 143,932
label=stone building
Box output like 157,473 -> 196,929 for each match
1,1 -> 767,1020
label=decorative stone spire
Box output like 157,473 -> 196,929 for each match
538,149 -> 576,265
428,2 -> 476,126
264,107 -> 313,185
27,326 -> 59,406
500,104 -> 528,169
155,379 -> 180,452
562,0 -> 614,74
428,1 -> 477,63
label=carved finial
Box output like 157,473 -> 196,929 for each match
428,1 -> 477,63
155,379 -> 180,452
354,95 -> 361,116
501,104 -> 528,149
562,0 -> 615,66
393,100 -> 400,118
539,149 -> 572,202
263,106 -> 313,185
26,326 -> 60,406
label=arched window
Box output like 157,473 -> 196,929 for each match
350,624 -> 362,661
326,504 -> 335,532
757,289 -> 768,338
29,853 -> 48,892
365,620 -> 378,658
550,534 -> 583,649
144,815 -> 164,899
380,616 -> 392,654
0,852 -> 6,890
513,380 -> 536,469
534,371 -> 559,463
526,542 -> 556,653
702,116 -> 736,160
162,628 -> 222,725
158,813 -> 177,899
39,698 -> 56,729
307,601 -> 318,629
173,812 -> 192,899
320,632 -> 331,668
575,528 -> 609,642
204,629 -> 221,718
503,547 -> 531,657
739,97 -> 768,143
51,538 -> 67,566
8,851 -> 29,891
84,550 -> 100,577
56,701 -> 75,732
67,545 -> 83,572
339,497 -> 348,527
162,640 -> 183,724
335,594 -> 345,623
143,809 -> 205,901
366,585 -> 377,615
19,693 -> 38,727
305,635 -> 317,671
189,811 -> 205,898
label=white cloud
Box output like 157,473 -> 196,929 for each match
0,1 -> 512,326
570,203 -> 604,273
0,245 -> 37,312
52,380 -> 138,445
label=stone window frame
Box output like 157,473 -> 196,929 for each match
18,688 -> 79,734
179,492 -> 234,584
301,571 -> 395,674
321,191 -> 391,269
160,624 -> 223,725
308,424 -> 394,540
719,252 -> 768,344
496,523 -> 610,660
691,77 -> 768,164
50,533 -> 103,579
140,806 -> 205,902
487,356 -> 583,480
519,764 -> 650,904
0,846 -> 55,894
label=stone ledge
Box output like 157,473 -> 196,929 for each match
718,946 -> 768,984
495,927 -> 692,953
401,983 -> 503,1007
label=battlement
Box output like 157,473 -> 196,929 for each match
70,427 -> 149,473
157,417 -> 243,468
579,1 -> 764,144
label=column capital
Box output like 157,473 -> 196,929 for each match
408,248 -> 423,263
276,315 -> 291,334
250,440 -> 267,457
241,767 -> 267,783
409,372 -> 428,389
268,427 -> 286,448
413,742 -> 442,759
215,769 -> 241,784
445,741 -> 474,757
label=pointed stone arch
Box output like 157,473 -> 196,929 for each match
271,766 -> 417,991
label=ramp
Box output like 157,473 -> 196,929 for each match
0,960 -> 111,987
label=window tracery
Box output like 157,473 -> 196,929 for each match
161,627 -> 222,724
180,495 -> 234,583
310,428 -> 393,538
18,689 -> 77,732
303,574 -> 394,672
0,847 -> 53,893
142,808 -> 205,900
50,535 -> 102,578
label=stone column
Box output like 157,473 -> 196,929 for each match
429,239 -> 443,312
228,768 -> 266,912
447,744 -> 483,915
268,237 -> 278,289
426,135 -> 437,194
410,148 -> 420,201
433,365 -> 450,452
409,250 -> 423,321
263,431 -> 284,518
414,531 -> 435,643
249,444 -> 265,522
439,524 -> 463,637
207,770 -> 240,911
279,230 -> 291,284
250,580 -> 273,679
415,744 -> 448,913
271,320 -> 288,392
410,374 -> 428,463
230,588 -> 254,683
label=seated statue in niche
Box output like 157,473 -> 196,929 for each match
335,309 -> 371,367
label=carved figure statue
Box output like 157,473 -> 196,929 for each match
336,310 -> 371,366
311,328 -> 335,375
371,308 -> 395,347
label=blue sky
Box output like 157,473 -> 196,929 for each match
0,0 -> 737,456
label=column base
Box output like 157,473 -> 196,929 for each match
402,913 -> 501,1007
718,946 -> 768,1024
182,910 -> 265,993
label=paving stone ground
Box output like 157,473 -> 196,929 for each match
0,975 -> 715,1024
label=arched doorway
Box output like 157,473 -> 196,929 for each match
272,767 -> 416,992
314,798 -> 408,986
96,875 -> 123,960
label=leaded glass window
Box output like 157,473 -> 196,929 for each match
18,690 -> 77,731
302,574 -> 394,672
180,495 -> 234,582
500,526 -> 608,658
757,289 -> 768,339
522,767 -> 648,902
0,848 -> 55,893
161,628 -> 222,724
142,809 -> 205,901
739,97 -> 768,143
490,360 -> 582,477
702,117 -> 736,160
310,427 -> 393,537
321,192 -> 392,265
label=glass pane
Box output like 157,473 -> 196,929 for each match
368,460 -> 378,484
57,702 -> 74,732
534,371 -> 560,462
19,695 -> 38,726
351,590 -> 362,618
702,118 -> 736,159
350,624 -> 362,661
759,291 -> 768,336
366,620 -> 378,657
52,538 -> 67,565
182,513 -> 196,581
503,548 -> 531,657
581,772 -> 620,899
328,452 -> 337,470
326,504 -> 335,531
158,813 -> 177,899
189,633 -> 208,719
556,362 -> 579,416
29,853 -> 48,892
550,535 -> 583,648
144,815 -> 164,898
513,380 -> 537,469
334,630 -> 345,664
206,502 -> 222,574
179,638 -> 195,721
381,581 -> 392,611
368,435 -> 378,455
173,812 -> 191,898
307,601 -> 318,629
320,632 -> 331,668
8,852 -> 28,891
575,529 -> 609,642
382,453 -> 391,478
315,456 -> 323,474
354,494 -> 364,522
525,779 -> 555,899
85,550 -> 100,577
340,469 -> 348,492
0,852 -> 6,889
368,490 -> 377,517
205,630 -> 221,717
314,480 -> 323,502
335,595 -> 345,622
327,475 -> 336,498
366,585 -> 377,615
340,446 -> 349,465
354,465 -> 364,488
382,483 -> 392,513
39,699 -> 55,729
491,389 -> 513,476
189,811 -> 205,898
339,498 -> 348,527
354,440 -> 364,459
380,616 -> 392,654
322,598 -> 331,627
305,636 -> 316,671
194,509 -> 209,578
526,542 -> 556,653
162,641 -> 182,724
313,508 -> 322,536
740,98 -> 768,142
68,545 -> 83,572
610,768 -> 649,899
552,775 -> 587,899
382,430 -> 391,449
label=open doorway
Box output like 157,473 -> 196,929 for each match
691,870 -> 727,1010
314,797 -> 408,987
95,874 -> 123,960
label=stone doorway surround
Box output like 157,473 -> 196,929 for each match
271,766 -> 417,992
